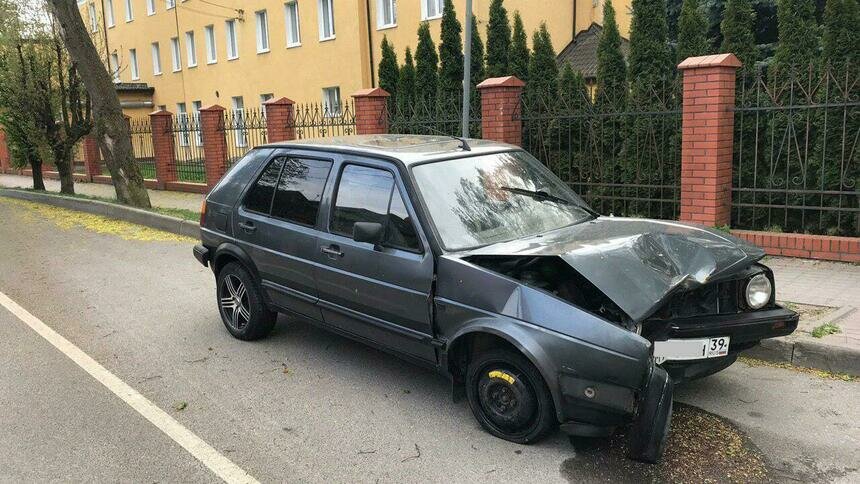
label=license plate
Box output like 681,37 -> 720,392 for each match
653,336 -> 730,364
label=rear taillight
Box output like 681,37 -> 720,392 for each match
200,199 -> 207,226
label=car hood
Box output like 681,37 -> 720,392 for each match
460,217 -> 765,322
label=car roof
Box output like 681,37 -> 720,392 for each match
257,134 -> 518,165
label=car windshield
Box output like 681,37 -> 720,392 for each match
412,151 -> 594,251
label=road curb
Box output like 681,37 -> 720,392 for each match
745,331 -> 860,377
0,189 -> 200,239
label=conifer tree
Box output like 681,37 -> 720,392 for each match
773,0 -> 819,72
628,0 -> 672,109
485,0 -> 511,77
596,0 -> 627,111
469,15 -> 486,135
822,0 -> 858,65
720,0 -> 757,73
396,47 -> 416,115
378,36 -> 399,112
526,23 -> 558,106
676,0 -> 709,62
437,0 -> 464,105
415,23 -> 439,107
558,64 -> 588,110
508,12 -> 529,81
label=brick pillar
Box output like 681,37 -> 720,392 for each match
83,135 -> 101,180
477,76 -> 525,146
678,53 -> 741,227
0,128 -> 10,172
199,104 -> 228,188
149,110 -> 176,188
263,97 -> 296,142
352,88 -> 390,135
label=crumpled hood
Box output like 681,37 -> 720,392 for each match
461,217 -> 765,322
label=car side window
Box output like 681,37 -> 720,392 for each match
331,164 -> 394,237
243,156 -> 284,214
270,157 -> 332,226
385,189 -> 420,251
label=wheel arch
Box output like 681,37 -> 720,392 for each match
212,243 -> 261,282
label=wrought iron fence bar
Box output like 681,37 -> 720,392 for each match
734,101 -> 860,113
732,202 -> 859,212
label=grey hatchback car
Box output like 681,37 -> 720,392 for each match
193,135 -> 798,463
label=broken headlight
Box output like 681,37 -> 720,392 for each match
745,273 -> 772,309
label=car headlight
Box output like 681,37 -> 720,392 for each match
745,274 -> 772,309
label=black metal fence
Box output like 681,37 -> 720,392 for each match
733,64 -> 859,237
72,141 -> 86,174
387,97 -> 482,137
171,113 -> 206,183
129,117 -> 155,179
519,79 -> 683,220
224,108 -> 267,167
292,100 -> 356,139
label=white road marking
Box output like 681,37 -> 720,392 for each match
0,291 -> 259,484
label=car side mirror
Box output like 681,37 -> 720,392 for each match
353,222 -> 384,249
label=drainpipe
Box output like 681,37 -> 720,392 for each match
572,0 -> 577,39
366,0 -> 376,87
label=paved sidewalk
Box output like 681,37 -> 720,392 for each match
0,174 -> 203,212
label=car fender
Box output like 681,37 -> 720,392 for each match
213,242 -> 261,281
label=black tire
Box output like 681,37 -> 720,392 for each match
216,262 -> 276,341
627,366 -> 673,464
466,348 -> 556,444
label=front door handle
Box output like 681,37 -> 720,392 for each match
321,245 -> 344,259
238,221 -> 256,233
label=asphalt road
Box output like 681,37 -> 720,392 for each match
0,198 -> 858,483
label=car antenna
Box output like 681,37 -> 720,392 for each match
423,126 -> 471,151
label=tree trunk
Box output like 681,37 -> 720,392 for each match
53,148 -> 75,195
30,158 -> 45,191
47,0 -> 151,208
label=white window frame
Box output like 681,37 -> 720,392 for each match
170,37 -> 181,72
110,52 -> 120,82
284,1 -> 301,47
129,48 -> 139,80
377,0 -> 396,29
260,93 -> 274,110
185,31 -> 197,67
146,0 -> 155,15
105,0 -> 115,27
151,42 -> 162,75
166,0 -> 175,9
317,0 -> 335,41
225,19 -> 239,60
231,96 -> 247,147
204,25 -> 217,63
87,3 -> 98,32
176,102 -> 190,147
420,0 -> 443,20
255,10 -> 270,53
192,101 -> 203,145
124,0 -> 134,22
322,87 -> 341,117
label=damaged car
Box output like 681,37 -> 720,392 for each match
193,135 -> 798,463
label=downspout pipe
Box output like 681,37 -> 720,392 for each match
366,0 -> 376,87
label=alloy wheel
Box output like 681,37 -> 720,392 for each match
220,274 -> 250,331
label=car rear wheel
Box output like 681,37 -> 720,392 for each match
466,348 -> 556,444
217,262 -> 275,341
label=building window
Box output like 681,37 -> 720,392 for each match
177,102 -> 190,146
170,37 -> 181,72
322,87 -> 341,116
146,0 -> 155,15
151,42 -> 162,75
231,96 -> 247,147
318,0 -> 335,40
377,0 -> 396,29
124,0 -> 134,22
109,53 -> 120,82
260,93 -> 274,112
166,0 -> 175,9
87,3 -> 98,32
225,19 -> 239,60
129,48 -> 139,80
255,10 -> 270,53
284,1 -> 301,47
105,0 -> 115,27
204,25 -> 217,63
192,100 -> 203,145
185,31 -> 197,67
420,0 -> 443,20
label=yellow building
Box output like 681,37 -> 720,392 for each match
79,0 -> 632,118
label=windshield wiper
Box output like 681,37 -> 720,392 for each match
499,186 -> 600,218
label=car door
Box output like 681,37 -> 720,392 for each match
314,159 -> 436,363
234,151 -> 333,320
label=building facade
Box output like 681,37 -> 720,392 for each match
79,0 -> 632,118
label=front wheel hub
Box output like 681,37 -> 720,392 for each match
477,368 -> 537,433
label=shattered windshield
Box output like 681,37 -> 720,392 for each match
412,151 -> 594,251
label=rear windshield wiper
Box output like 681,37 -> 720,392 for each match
499,186 -> 600,218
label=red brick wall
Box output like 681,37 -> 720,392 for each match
352,88 -> 390,135
263,97 -> 296,142
199,105 -> 228,189
150,110 -> 177,187
732,230 -> 860,263
477,76 -> 525,146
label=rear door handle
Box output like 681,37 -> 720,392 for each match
321,245 -> 344,258
238,221 -> 256,233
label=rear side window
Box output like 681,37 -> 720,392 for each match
243,157 -> 284,213
331,165 -> 393,236
271,157 -> 332,225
